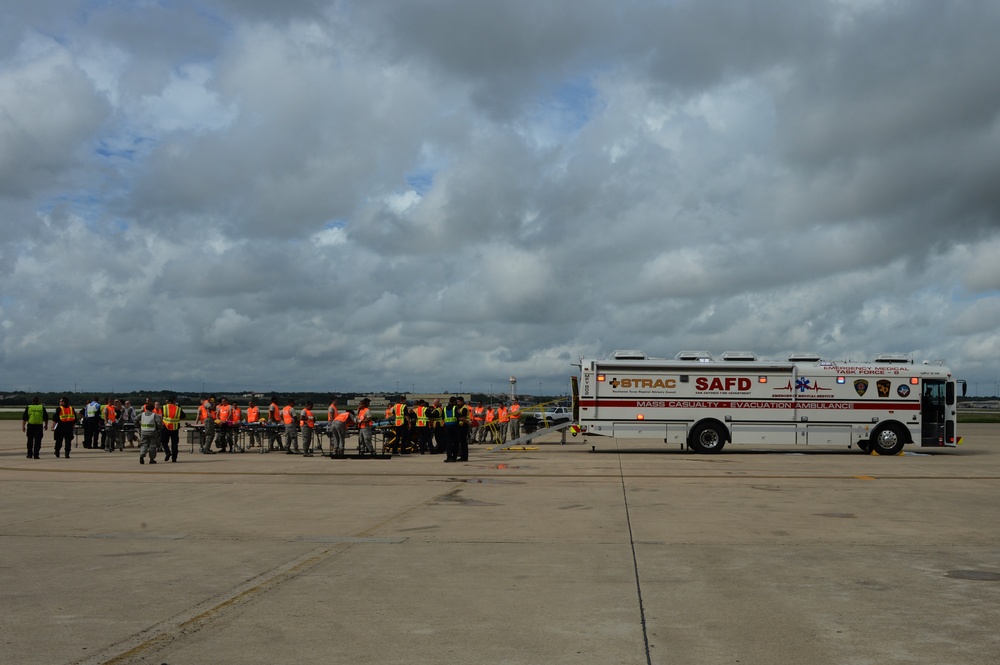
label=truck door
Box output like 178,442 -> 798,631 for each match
920,380 -> 946,446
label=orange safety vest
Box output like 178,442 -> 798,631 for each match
414,405 -> 428,427
217,404 -> 232,422
162,403 -> 181,430
58,406 -> 76,422
357,407 -> 371,429
301,408 -> 315,428
498,406 -> 509,423
328,403 -> 338,422
282,406 -> 295,425
334,412 -> 351,423
390,403 -> 406,426
246,406 -> 260,423
231,407 -> 241,423
509,404 -> 521,419
106,405 -> 117,424
268,402 -> 279,421
485,408 -> 494,423
472,407 -> 485,424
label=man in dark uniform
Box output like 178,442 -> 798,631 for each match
82,396 -> 101,448
52,397 -> 76,458
456,396 -> 471,462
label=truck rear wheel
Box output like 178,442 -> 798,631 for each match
871,424 -> 906,456
689,422 -> 727,454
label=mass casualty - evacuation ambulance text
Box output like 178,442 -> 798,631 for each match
573,351 -> 963,455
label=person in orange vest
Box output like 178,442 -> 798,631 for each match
471,402 -> 485,443
51,396 -> 76,458
508,398 -> 522,441
497,403 -> 510,444
282,399 -> 299,454
299,401 -> 317,456
102,397 -> 119,452
481,406 -> 495,443
197,396 -> 217,454
245,399 -> 262,451
328,410 -> 352,458
386,395 -> 410,455
411,400 -> 433,454
160,395 -> 185,463
356,398 -> 374,455
216,398 -> 233,452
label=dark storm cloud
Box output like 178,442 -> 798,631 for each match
2,0 -> 1000,394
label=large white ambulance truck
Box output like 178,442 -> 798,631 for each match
574,351 -> 962,454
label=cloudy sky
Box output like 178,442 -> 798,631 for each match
2,0 -> 1000,397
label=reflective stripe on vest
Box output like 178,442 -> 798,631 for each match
139,410 -> 158,432
444,405 -> 457,425
282,406 -> 295,425
59,406 -> 76,422
392,403 -> 406,426
414,406 -> 428,427
162,404 -> 181,430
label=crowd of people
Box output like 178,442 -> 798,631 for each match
20,394 -> 524,465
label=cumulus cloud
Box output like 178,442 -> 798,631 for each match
1,0 -> 999,395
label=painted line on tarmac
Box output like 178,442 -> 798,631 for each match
4,465 -> 1000,482
70,485 -> 451,665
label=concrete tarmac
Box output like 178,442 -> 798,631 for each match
1,421 -> 998,664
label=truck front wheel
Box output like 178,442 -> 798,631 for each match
689,422 -> 727,454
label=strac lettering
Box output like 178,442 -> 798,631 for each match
618,377 -> 677,389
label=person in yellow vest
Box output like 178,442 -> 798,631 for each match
23,396 -> 49,459
508,398 -> 522,441
300,402 -> 317,456
386,395 -> 410,455
160,396 -> 185,462
412,400 -> 433,454
282,399 -> 299,454
51,397 -> 76,458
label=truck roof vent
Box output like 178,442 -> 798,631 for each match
611,350 -> 647,360
675,351 -> 713,362
873,353 -> 912,364
787,353 -> 821,362
720,351 -> 757,362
